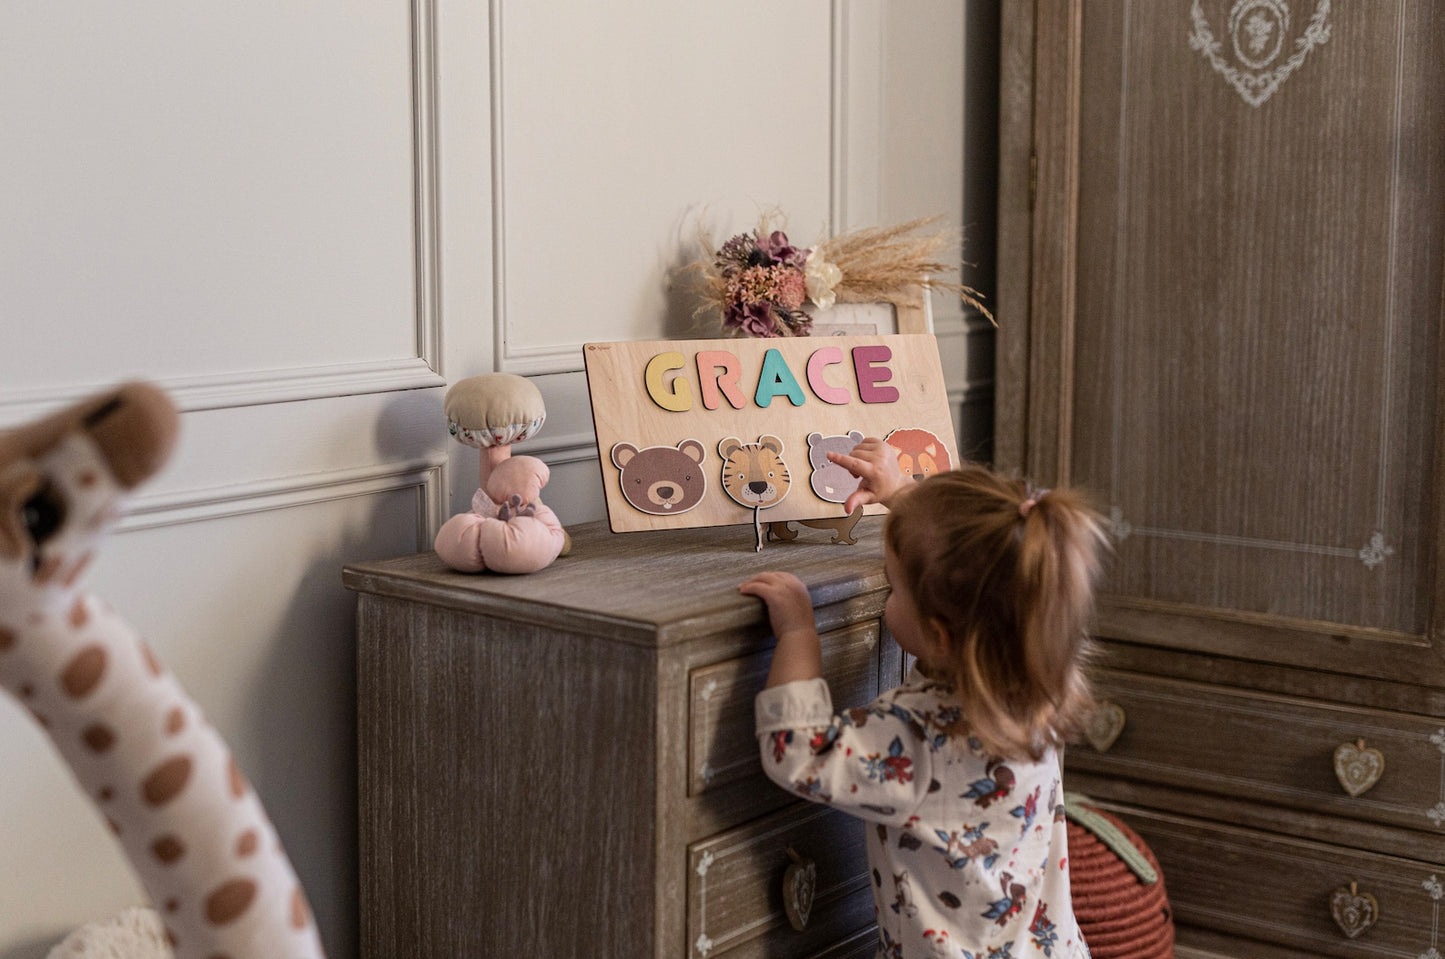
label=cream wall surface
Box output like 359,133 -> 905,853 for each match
0,2 -> 992,957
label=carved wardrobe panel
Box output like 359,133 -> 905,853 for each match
998,2 -> 1445,955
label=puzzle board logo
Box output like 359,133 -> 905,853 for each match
1188,0 -> 1331,108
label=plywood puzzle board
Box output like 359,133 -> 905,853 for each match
584,334 -> 958,533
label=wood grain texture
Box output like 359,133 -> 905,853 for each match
688,621 -> 879,797
344,520 -> 889,648
1009,0 -> 1445,673
993,0 -> 1038,474
1069,1 -> 1445,639
1097,800 -> 1439,957
1074,669 -> 1445,836
357,598 -> 661,957
1026,0 -> 1083,487
1003,3 -> 1445,953
583,334 -> 958,531
686,803 -> 871,959
348,520 -> 892,958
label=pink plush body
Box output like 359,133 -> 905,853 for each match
434,454 -> 566,574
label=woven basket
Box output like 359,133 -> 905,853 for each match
1066,802 -> 1175,959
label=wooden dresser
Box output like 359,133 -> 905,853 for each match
344,519 -> 903,959
996,2 -> 1445,955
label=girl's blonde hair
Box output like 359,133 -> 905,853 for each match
884,465 -> 1109,760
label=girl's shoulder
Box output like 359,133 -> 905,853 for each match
859,678 -> 983,756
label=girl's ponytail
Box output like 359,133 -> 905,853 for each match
1013,489 -> 1110,749
885,467 -> 1109,759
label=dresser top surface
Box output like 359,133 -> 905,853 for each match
344,518 -> 888,646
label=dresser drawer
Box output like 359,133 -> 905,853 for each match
687,801 -> 873,959
688,621 -> 882,797
1077,670 -> 1445,836
1110,803 -> 1441,956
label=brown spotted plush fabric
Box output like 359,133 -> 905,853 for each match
0,383 -> 326,959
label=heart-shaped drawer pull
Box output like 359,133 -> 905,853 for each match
1333,739 -> 1385,797
782,847 -> 816,932
1085,700 -> 1126,752
1330,881 -> 1379,939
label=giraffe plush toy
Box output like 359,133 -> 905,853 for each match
0,382 -> 326,959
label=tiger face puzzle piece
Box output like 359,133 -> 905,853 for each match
0,382 -> 327,959
718,435 -> 790,551
885,427 -> 952,483
610,439 -> 708,516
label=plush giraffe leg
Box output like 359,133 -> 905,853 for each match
0,383 -> 326,959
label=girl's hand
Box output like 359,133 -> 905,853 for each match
739,571 -> 822,686
826,437 -> 911,513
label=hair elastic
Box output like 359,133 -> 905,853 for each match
1019,488 -> 1050,518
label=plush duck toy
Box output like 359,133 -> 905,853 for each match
0,382 -> 326,959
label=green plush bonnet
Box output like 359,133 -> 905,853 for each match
444,372 -> 547,449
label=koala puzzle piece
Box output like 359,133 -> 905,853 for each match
0,383 -> 327,959
806,430 -> 864,505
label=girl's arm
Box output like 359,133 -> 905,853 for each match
739,571 -> 821,687
743,571 -> 933,826
755,680 -> 934,826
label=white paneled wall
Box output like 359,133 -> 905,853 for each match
0,2 -> 991,957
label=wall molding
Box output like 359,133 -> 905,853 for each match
488,0 -> 588,377
0,0 -> 446,423
0,359 -> 444,427
491,2 -> 857,376
121,458 -> 448,551
829,0 -> 850,235
412,0 -> 444,378
529,430 -> 601,467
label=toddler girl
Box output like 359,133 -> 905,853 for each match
742,438 -> 1106,958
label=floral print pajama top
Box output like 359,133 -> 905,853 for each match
756,670 -> 1088,959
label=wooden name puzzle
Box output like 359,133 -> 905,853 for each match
584,334 -> 958,536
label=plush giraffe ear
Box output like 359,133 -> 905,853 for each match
83,383 -> 179,489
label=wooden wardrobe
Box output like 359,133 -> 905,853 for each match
995,2 -> 1445,955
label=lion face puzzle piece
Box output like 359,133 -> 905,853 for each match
717,435 -> 791,510
805,430 -> 864,504
0,383 -> 326,959
885,427 -> 952,482
610,439 -> 708,515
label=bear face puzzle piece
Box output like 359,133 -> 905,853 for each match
885,427 -> 951,483
717,435 -> 791,510
610,439 -> 708,515
806,430 -> 865,504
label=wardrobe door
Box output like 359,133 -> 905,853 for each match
997,0 -> 1445,686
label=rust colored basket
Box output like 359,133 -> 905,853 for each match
1065,797 -> 1175,959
